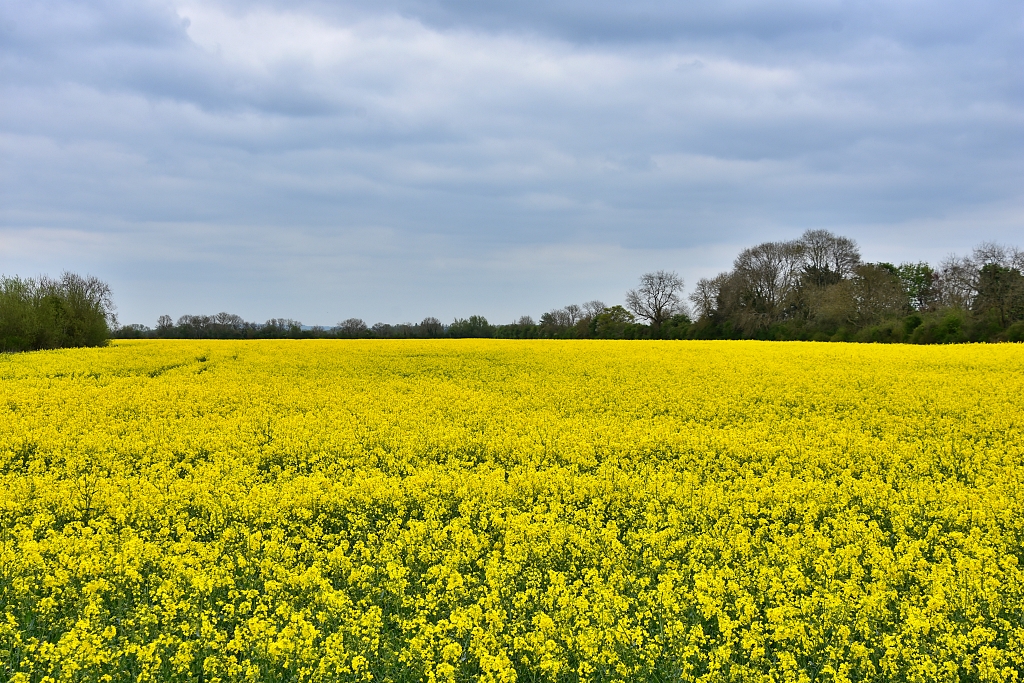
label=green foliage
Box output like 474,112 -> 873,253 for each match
493,322 -> 543,339
591,305 -> 635,339
909,310 -> 964,344
854,319 -> 903,343
0,273 -> 115,352
878,261 -> 937,310
974,263 -> 1024,328
657,313 -> 693,339
111,232 -> 1024,346
447,315 -> 493,338
0,278 -> 35,352
689,235 -> 1024,344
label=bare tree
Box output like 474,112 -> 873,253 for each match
970,243 -> 1024,327
419,317 -> 444,337
264,319 -> 303,337
799,230 -> 861,287
1013,248 -> 1024,273
371,322 -> 393,337
177,314 -> 213,337
933,244 -> 1024,312
689,273 -> 729,319
214,312 -> 245,329
974,242 -> 1011,267
540,308 -> 572,330
850,264 -> 910,324
732,241 -> 804,327
336,318 -> 368,337
581,301 -> 606,317
936,254 -> 979,309
516,315 -> 535,326
625,270 -> 685,330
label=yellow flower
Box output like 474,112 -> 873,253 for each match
1,339 -> 1022,681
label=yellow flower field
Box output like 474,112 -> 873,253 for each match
2,340 -> 1023,683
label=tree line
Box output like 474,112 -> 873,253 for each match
119,231 -> 1023,344
112,298 -> 677,341
4,231 -> 1023,351
687,231 -> 1024,343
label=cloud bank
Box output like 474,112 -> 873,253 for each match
1,0 -> 1022,324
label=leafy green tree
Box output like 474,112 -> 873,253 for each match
0,273 -> 115,351
0,277 -> 36,351
879,262 -> 938,311
973,263 -> 1024,328
592,305 -> 635,339
448,315 -> 493,338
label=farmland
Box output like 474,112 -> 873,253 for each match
2,340 -> 1023,682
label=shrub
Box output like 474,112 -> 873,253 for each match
0,273 -> 115,352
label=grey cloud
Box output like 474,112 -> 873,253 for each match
225,0 -> 1015,46
1,0 -> 1022,324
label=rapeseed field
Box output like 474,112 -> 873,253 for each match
1,340 -> 1023,683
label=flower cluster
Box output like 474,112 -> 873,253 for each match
1,340 -> 1023,682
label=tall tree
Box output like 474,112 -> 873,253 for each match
889,263 -> 937,311
850,264 -> 910,324
937,254 -> 980,310
732,241 -> 804,329
799,230 -> 861,287
625,271 -> 685,331
689,273 -> 729,320
974,264 -> 1024,328
419,317 -> 444,337
0,272 -> 115,351
336,318 -> 368,337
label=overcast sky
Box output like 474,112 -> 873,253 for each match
1,0 -> 1022,326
